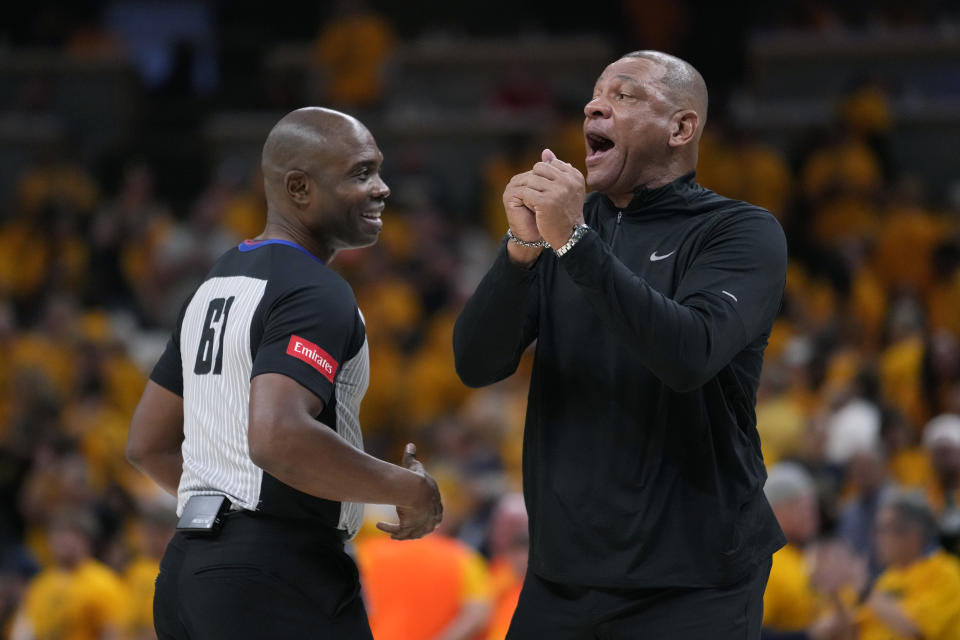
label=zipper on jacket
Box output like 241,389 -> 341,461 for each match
612,211 -> 622,247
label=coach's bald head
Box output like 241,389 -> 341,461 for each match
257,107 -> 389,261
621,50 -> 708,131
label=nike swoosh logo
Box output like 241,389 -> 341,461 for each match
722,290 -> 738,302
649,250 -> 675,262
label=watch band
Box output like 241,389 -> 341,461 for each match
554,224 -> 590,257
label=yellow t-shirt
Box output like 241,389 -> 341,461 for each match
763,543 -> 820,631
756,394 -> 807,466
858,551 -> 960,640
801,139 -> 882,200
124,556 -> 160,636
19,558 -> 128,640
888,448 -> 933,490
879,335 -> 927,430
314,12 -> 396,106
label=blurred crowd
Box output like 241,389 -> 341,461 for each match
698,79 -> 960,637
2,1 -> 960,640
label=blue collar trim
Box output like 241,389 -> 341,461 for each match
238,239 -> 325,264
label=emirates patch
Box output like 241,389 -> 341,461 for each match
286,335 -> 338,382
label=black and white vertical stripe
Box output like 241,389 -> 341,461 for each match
178,276 -> 268,516
333,332 -> 369,535
175,275 -> 370,538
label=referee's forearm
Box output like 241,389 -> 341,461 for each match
250,414 -> 427,507
128,451 -> 182,497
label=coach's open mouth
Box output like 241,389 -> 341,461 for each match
586,133 -> 615,163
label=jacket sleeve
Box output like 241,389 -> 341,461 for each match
558,211 -> 787,392
453,240 -> 540,388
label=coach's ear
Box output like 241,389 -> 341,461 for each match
285,170 -> 311,207
668,110 -> 699,148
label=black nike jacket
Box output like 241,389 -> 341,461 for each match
453,172 -> 788,588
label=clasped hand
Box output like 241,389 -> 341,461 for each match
502,149 -> 586,249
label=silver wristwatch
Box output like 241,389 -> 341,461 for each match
554,224 -> 590,257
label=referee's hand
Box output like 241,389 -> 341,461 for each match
376,443 -> 443,540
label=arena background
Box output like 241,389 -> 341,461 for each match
1,1 -> 959,638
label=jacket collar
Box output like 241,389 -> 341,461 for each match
607,171 -> 699,213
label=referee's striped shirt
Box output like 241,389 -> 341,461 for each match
150,238 -> 369,537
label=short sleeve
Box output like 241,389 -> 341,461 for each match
900,558 -> 960,639
149,293 -> 194,397
150,338 -> 183,396
87,569 -> 129,628
251,281 -> 362,404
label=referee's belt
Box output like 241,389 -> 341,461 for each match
179,495 -> 350,543
227,506 -> 352,543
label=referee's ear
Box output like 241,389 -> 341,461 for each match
285,170 -> 311,208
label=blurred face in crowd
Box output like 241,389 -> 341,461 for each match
847,449 -> 887,494
489,494 -> 529,576
300,123 -> 390,252
930,440 -> 960,481
772,492 -> 819,545
583,57 -> 674,198
137,518 -> 176,559
808,538 -> 866,596
504,531 -> 529,578
875,505 -> 924,568
49,526 -> 91,570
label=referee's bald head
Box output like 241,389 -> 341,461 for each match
257,107 -> 388,257
261,107 -> 366,190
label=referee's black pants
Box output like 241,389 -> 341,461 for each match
506,556 -> 772,640
154,511 -> 373,639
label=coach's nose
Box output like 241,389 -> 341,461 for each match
584,96 -> 612,119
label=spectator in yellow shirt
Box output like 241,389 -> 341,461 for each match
858,491 -> 960,640
11,509 -> 128,640
313,0 -> 396,108
123,504 -> 176,640
922,415 -> 960,555
880,408 -> 934,491
836,446 -> 893,579
762,462 -> 856,639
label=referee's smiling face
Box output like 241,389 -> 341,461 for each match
310,125 -> 390,251
583,57 -> 676,199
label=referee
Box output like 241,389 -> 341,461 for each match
454,51 -> 787,638
126,107 -> 442,639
